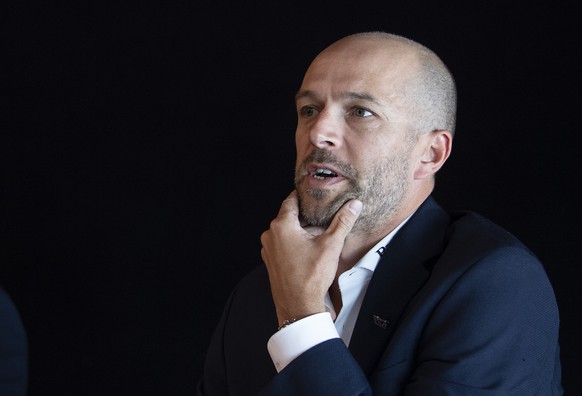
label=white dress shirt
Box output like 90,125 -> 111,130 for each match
267,216 -> 411,372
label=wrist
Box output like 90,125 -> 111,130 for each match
276,311 -> 324,330
275,302 -> 327,329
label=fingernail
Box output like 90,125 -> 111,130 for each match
348,200 -> 363,215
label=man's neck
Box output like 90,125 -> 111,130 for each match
336,192 -> 429,276
337,226 -> 392,275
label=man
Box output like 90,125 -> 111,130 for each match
198,32 -> 562,395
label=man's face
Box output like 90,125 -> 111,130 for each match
293,39 -> 420,234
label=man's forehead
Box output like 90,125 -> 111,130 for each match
304,44 -> 419,86
299,58 -> 414,104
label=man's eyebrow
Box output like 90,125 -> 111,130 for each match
295,90 -> 316,102
294,90 -> 381,105
346,92 -> 378,103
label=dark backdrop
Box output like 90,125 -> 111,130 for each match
1,1 -> 580,395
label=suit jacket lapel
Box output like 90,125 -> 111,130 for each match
348,196 -> 450,375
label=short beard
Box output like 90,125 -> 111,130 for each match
295,149 -> 360,228
295,147 -> 411,235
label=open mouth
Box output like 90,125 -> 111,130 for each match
311,168 -> 338,180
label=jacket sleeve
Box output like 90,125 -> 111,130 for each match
258,339 -> 372,396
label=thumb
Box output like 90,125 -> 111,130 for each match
325,199 -> 363,240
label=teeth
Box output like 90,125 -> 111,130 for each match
313,168 -> 337,179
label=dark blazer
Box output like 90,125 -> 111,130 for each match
198,197 -> 563,395
0,287 -> 27,396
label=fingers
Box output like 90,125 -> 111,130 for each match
325,199 -> 363,240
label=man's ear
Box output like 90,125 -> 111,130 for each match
413,130 -> 453,180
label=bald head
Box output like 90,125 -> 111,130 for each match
309,32 -> 457,137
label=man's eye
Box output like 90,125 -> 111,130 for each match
354,107 -> 373,118
299,106 -> 318,117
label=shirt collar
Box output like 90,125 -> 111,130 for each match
353,213 -> 414,273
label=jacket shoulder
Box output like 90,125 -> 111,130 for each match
445,210 -> 537,261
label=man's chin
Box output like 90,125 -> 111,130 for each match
298,192 -> 346,229
300,210 -> 334,229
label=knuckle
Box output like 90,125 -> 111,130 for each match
260,231 -> 270,245
269,218 -> 283,232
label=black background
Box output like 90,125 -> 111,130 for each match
1,1 -> 581,394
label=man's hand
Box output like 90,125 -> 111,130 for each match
260,191 -> 362,328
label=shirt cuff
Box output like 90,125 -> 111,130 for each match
267,312 -> 339,372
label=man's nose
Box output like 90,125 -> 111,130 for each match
309,109 -> 343,149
